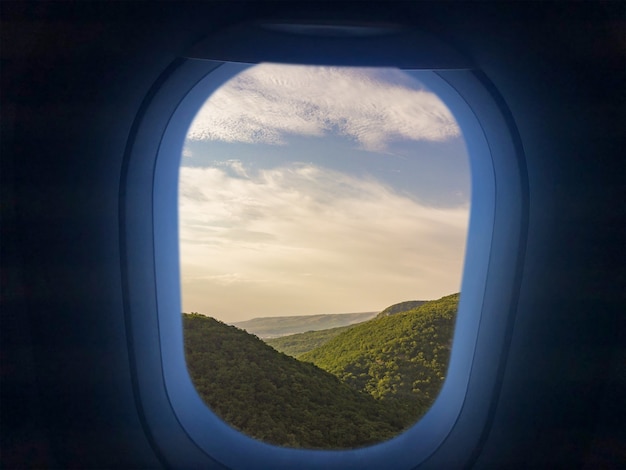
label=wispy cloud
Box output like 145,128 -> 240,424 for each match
179,164 -> 469,320
186,64 -> 460,152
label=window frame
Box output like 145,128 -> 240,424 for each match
120,24 -> 527,469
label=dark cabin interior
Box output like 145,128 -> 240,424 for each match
2,2 -> 624,468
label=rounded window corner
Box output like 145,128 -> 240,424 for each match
121,27 -> 527,469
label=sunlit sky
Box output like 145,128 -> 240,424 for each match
179,64 -> 470,322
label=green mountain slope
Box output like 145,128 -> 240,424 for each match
265,324 -> 359,357
376,300 -> 427,318
299,293 -> 459,407
266,301 -> 430,357
230,311 -> 377,338
183,313 -> 413,449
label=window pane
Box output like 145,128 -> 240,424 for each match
179,64 -> 470,449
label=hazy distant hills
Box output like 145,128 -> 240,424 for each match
183,293 -> 459,449
230,311 -> 377,338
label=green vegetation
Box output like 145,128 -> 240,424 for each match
230,311 -> 377,338
265,324 -> 359,357
265,300 -> 429,357
183,293 -> 459,449
299,293 -> 458,403
184,313 -> 412,449
376,300 -> 427,318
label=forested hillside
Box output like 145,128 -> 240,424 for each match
183,293 -> 459,449
265,300 -> 430,357
300,293 -> 458,404
183,314 -> 411,449
376,300 -> 427,318
265,324 -> 358,357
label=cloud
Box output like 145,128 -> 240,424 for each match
186,64 -> 460,152
179,163 -> 469,320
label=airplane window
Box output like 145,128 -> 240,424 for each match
178,63 -> 470,449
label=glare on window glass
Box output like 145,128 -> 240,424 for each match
179,64 -> 470,449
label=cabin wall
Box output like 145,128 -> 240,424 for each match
2,2 -> 624,468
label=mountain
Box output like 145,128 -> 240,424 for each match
183,313 -> 414,449
230,311 -> 377,338
265,324 -> 358,357
265,301 -> 430,357
376,300 -> 427,318
299,293 -> 459,405
183,294 -> 459,449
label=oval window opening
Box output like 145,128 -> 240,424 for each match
179,63 -> 470,449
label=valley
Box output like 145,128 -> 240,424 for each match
183,293 -> 459,449
230,311 -> 378,339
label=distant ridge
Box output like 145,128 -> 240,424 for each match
231,311 -> 377,338
376,300 -> 427,318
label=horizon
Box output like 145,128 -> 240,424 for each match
231,310 -> 378,324
179,64 -> 470,323
187,295 -> 451,324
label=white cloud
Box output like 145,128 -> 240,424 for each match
186,64 -> 460,152
179,164 -> 469,321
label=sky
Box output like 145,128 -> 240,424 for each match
179,64 -> 470,322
